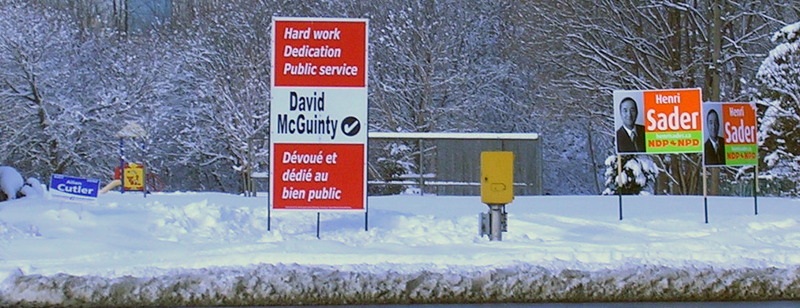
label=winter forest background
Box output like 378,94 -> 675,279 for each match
0,0 -> 799,196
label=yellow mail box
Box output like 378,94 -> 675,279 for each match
481,151 -> 514,204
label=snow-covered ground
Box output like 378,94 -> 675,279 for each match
1,190 -> 800,306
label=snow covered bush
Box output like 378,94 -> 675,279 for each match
19,177 -> 45,198
602,155 -> 659,195
0,166 -> 24,201
368,141 -> 415,196
752,21 -> 800,195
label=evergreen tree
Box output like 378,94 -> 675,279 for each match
753,21 -> 800,195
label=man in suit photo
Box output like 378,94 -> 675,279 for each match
704,108 -> 726,165
616,97 -> 646,153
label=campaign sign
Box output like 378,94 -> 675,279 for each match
271,17 -> 368,211
613,88 -> 703,154
722,103 -> 757,166
50,174 -> 100,203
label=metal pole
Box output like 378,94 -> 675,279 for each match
119,138 -> 125,193
489,204 -> 503,241
248,140 -> 254,197
754,164 -> 759,215
709,0 -> 722,196
365,135 -> 370,231
142,137 -> 147,198
316,212 -> 321,239
418,138 -> 424,194
617,155 -> 623,221
267,147 -> 271,230
703,166 -> 708,223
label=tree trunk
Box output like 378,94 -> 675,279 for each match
586,124 -> 601,194
709,0 -> 722,196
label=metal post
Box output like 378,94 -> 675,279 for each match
703,166 -> 708,223
617,155 -> 622,220
754,164 -> 759,215
119,138 -> 125,193
142,137 -> 147,198
418,138 -> 425,194
248,140 -> 254,197
316,212 -> 321,239
489,204 -> 503,241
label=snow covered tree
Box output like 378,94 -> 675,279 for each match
170,0 -> 272,192
602,154 -> 659,195
101,32 -> 209,191
0,3 -> 121,178
364,0 -> 523,191
367,0 -> 515,133
367,140 -> 414,196
3,0 -> 794,195
524,0 -> 793,195
0,2 -> 204,188
753,21 -> 800,195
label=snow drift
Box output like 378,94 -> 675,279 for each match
2,192 -> 800,306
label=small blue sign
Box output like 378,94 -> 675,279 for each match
50,174 -> 100,203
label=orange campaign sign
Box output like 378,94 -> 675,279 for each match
702,102 -> 758,166
270,17 -> 368,211
721,103 -> 757,166
642,88 -> 703,153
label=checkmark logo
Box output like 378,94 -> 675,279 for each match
341,116 -> 361,137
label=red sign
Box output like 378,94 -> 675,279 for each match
273,20 -> 367,87
272,143 -> 364,210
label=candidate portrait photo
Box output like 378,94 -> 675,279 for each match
703,106 -> 726,166
614,93 -> 646,154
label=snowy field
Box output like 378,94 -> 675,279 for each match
2,191 -> 800,306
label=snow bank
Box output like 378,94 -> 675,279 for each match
4,193 -> 800,306
2,263 -> 800,307
0,166 -> 24,200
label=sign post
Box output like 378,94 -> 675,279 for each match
270,17 -> 369,233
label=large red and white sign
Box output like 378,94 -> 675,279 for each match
270,17 -> 368,211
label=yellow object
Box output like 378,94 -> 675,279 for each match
123,163 -> 145,191
480,151 -> 514,204
100,180 -> 122,194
